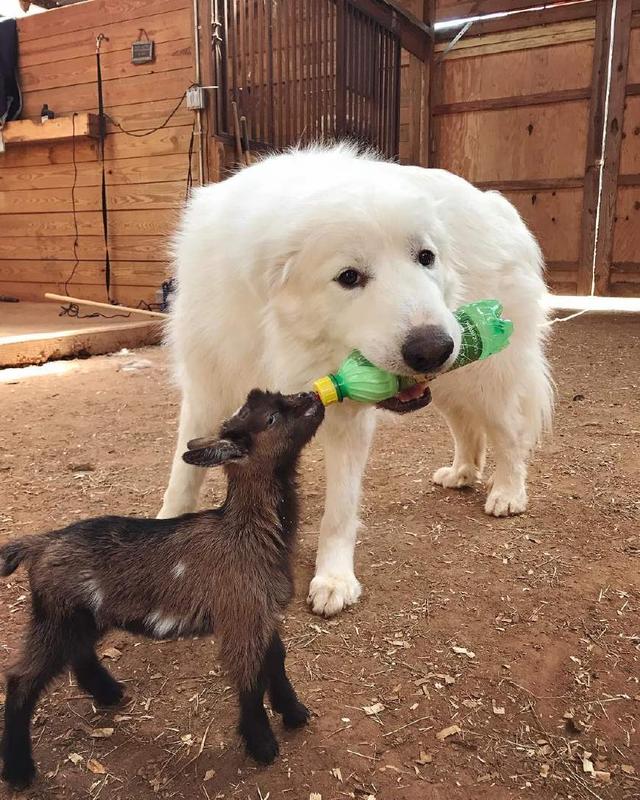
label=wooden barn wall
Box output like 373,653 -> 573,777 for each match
610,8 -> 640,296
430,15 -> 597,295
0,0 -> 197,306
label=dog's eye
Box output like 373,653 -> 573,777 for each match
266,412 -> 279,428
417,249 -> 435,267
335,268 -> 365,289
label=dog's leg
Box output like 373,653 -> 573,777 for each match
432,403 -> 486,489
158,387 -> 223,519
307,407 -> 375,617
483,410 -> 529,516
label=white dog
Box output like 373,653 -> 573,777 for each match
159,145 -> 553,617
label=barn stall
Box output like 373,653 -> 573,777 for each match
0,1 -> 639,799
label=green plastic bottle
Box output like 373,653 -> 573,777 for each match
450,300 -> 513,369
313,299 -> 513,407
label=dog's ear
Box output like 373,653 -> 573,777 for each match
182,438 -> 248,468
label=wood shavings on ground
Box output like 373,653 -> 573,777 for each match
436,724 -> 462,741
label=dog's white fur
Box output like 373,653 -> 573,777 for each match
159,145 -> 553,617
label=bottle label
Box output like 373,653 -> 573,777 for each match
452,312 -> 483,368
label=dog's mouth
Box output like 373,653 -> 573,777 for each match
377,380 -> 432,414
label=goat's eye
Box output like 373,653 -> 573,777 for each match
335,268 -> 365,289
417,249 -> 435,267
266,412 -> 279,428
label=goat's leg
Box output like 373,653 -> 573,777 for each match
237,666 -> 279,765
265,632 -> 310,729
69,610 -> 124,706
72,651 -> 124,707
2,622 -> 67,790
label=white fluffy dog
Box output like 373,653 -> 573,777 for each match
159,145 -> 553,617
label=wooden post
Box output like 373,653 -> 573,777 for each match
406,0 -> 434,167
593,0 -> 633,295
577,0 -> 612,295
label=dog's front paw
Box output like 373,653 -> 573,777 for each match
484,485 -> 527,517
433,464 -> 479,489
307,573 -> 361,617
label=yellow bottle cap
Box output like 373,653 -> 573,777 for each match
313,376 -> 339,406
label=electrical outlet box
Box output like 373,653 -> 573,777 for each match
186,86 -> 206,110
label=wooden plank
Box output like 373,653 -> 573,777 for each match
434,100 -> 589,183
0,154 -> 192,191
20,68 -> 194,119
473,178 -> 584,190
17,0 -> 190,43
436,2 -> 596,37
620,95 -> 640,175
435,0 -> 581,21
435,19 -> 595,59
578,0 -> 612,294
626,26 -> 640,82
438,41 -> 593,105
0,236 -> 169,262
104,97 -> 194,135
0,259 -> 171,288
2,114 -> 99,144
611,186 -> 640,261
0,210 -> 178,238
433,87 -> 591,115
0,126 -> 195,168
0,260 -> 169,287
19,40 -> 193,95
0,310 -> 161,367
594,0 -> 633,295
19,9 -> 192,68
501,188 -> 583,263
0,182 -> 186,214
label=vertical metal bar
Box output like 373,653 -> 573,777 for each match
276,0 -> 284,147
313,0 -> 320,139
335,0 -> 346,140
266,0 -> 274,144
286,0 -> 295,143
227,0 -> 238,137
375,23 -> 384,151
247,0 -> 254,139
392,36 -> 401,158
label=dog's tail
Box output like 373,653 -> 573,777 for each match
0,539 -> 34,576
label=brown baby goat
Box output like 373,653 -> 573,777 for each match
0,389 -> 324,790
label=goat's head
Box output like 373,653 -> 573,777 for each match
182,390 -> 324,469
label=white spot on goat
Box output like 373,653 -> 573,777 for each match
84,578 -> 104,611
146,610 -> 181,639
172,561 -> 186,579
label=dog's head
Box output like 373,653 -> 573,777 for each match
265,155 -> 461,411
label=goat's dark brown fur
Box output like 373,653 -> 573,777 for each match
0,390 -> 324,790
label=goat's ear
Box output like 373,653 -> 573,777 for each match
182,438 -> 248,468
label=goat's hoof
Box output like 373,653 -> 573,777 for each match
282,701 -> 310,730
2,760 -> 37,791
94,681 -> 125,707
245,732 -> 279,765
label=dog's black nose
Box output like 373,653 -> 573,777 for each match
402,325 -> 454,374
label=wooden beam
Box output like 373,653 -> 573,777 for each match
435,2 -> 596,39
577,0 -> 611,295
432,87 -> 591,115
1,113 -> 99,145
406,0 -> 434,165
594,0 -> 633,295
435,0 -> 583,22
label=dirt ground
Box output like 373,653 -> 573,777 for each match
0,313 -> 639,800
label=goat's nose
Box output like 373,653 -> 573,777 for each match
401,325 -> 454,374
